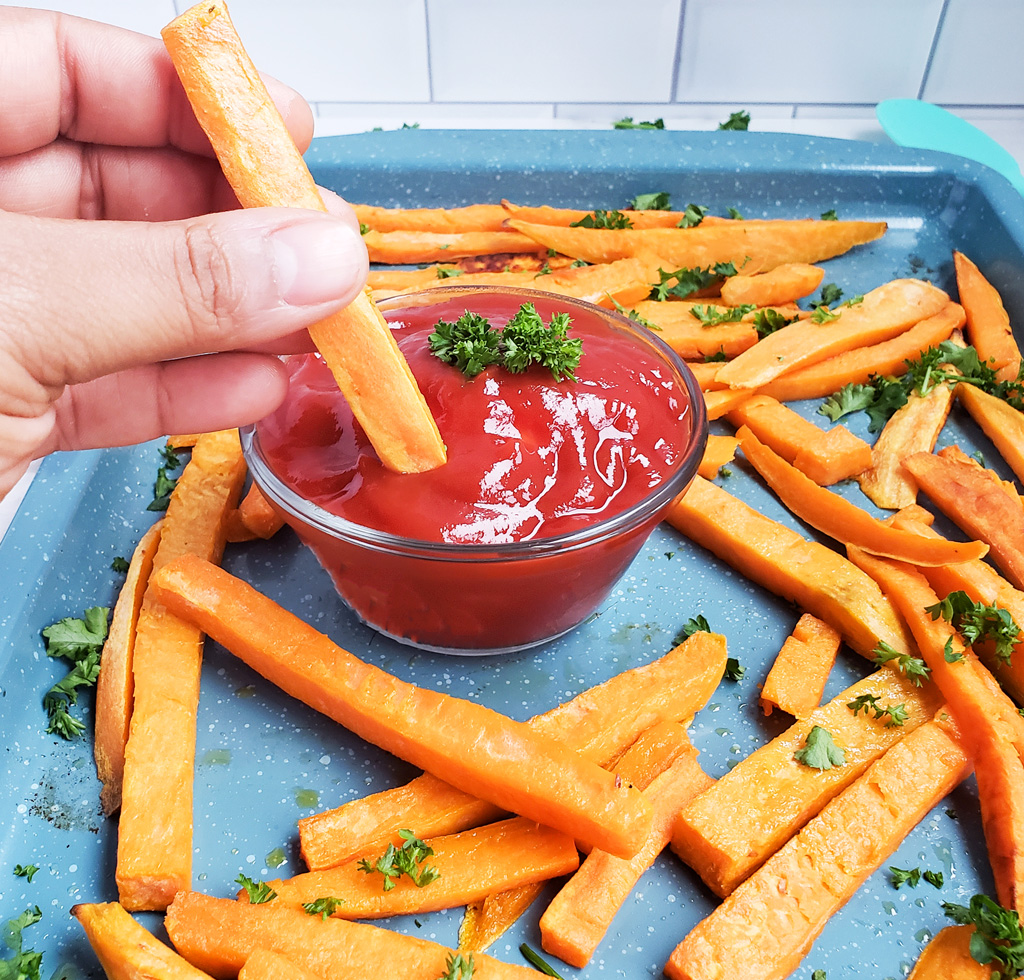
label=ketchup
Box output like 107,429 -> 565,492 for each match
251,289 -> 703,652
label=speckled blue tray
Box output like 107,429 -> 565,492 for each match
3,130 -> 1023,980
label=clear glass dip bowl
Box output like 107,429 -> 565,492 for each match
242,286 -> 708,655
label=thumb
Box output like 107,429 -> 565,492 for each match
0,206 -> 368,388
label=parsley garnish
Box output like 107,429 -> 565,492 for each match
614,117 -> 664,130
810,283 -> 844,309
818,382 -> 876,423
301,896 -> 345,920
925,591 -> 1021,663
569,258 -> 589,268
724,657 -> 745,681
149,443 -> 187,512
820,209 -> 838,221
358,222 -> 369,235
890,866 -> 922,888
794,726 -> 846,770
235,874 -> 277,904
752,308 -> 799,338
727,207 -> 744,220
811,972 -> 827,980
871,641 -> 931,686
436,268 -> 463,279
704,349 -> 729,363
810,306 -> 840,324
650,262 -> 738,301
12,865 -> 39,883
718,110 -> 750,131
608,296 -> 658,331
358,830 -> 440,891
40,606 -> 109,739
0,906 -> 42,980
627,192 -> 671,211
846,693 -> 908,728
110,556 -> 129,573
534,262 -> 553,277
677,203 -> 710,228
519,944 -> 565,978
680,615 -> 711,637
437,953 -> 474,980
924,869 -> 944,888
943,894 -> 1024,980
428,303 -> 582,381
569,209 -> 633,230
690,304 -> 756,327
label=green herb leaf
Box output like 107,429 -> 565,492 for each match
943,894 -> 1024,980
718,110 -> 751,131
727,207 -> 745,220
724,657 -> 745,681
12,865 -> 39,883
148,445 -> 187,511
677,203 -> 710,228
608,296 -> 658,331
436,952 -> 475,980
704,349 -> 729,363
358,829 -> 440,892
924,869 -> 944,888
613,117 -> 665,130
436,268 -> 463,279
359,222 -> 369,235
820,209 -> 838,221
301,896 -> 345,921
40,607 -> 108,740
42,607 -> 109,663
569,209 -> 633,230
680,615 -> 711,637
111,556 -> 130,574
0,906 -> 42,980
235,874 -> 277,905
501,305 -> 582,381
810,283 -> 844,308
689,304 -> 756,327
890,866 -> 922,888
818,382 -> 877,423
871,641 -> 932,686
926,590 -> 1021,663
650,262 -> 738,301
752,308 -> 799,339
811,971 -> 827,980
810,305 -> 840,324
794,726 -> 846,770
627,192 -> 671,211
519,943 -> 565,978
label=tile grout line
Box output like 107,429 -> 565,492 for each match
918,0 -> 952,101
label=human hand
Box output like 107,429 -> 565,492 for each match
0,7 -> 369,499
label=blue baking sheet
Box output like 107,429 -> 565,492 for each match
2,129 -> 1023,980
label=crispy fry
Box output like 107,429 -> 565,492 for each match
363,229 -> 543,263
355,203 -> 508,233
697,435 -> 739,480
957,382 -> 1024,485
239,950 -> 323,980
955,250 -> 1021,382
759,614 -> 841,718
161,2 -> 445,474
907,926 -> 989,980
501,200 -> 731,229
225,484 -> 284,544
719,263 -> 824,306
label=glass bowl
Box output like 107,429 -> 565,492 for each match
241,286 -> 708,655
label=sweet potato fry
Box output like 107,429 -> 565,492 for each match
759,302 -> 964,401
355,203 -> 508,233
540,749 -> 713,968
975,736 -> 1024,912
759,613 -> 841,718
262,817 -> 579,919
299,631 -> 726,870
957,382 -> 1024,485
685,361 -> 728,391
94,520 -> 162,816
501,200 -> 730,230
907,926 -> 989,980
239,950 -> 324,980
665,476 -> 913,659
148,555 -> 652,860
506,218 -> 886,271
165,891 -> 537,980
628,300 -> 766,359
73,902 -> 215,980
697,435 -> 738,480
167,433 -> 202,449
727,395 -> 871,485
116,429 -> 247,912
736,425 -> 988,565
904,448 -> 1024,590
955,250 -> 1022,382
719,263 -> 824,307
363,229 -> 544,263
225,484 -> 284,543
671,668 -> 942,896
665,715 -> 971,980
715,279 -> 950,389
162,2 -> 446,474
704,389 -> 752,420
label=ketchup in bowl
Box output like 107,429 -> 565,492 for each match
244,287 -> 707,654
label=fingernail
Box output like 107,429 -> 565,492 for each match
271,216 -> 367,308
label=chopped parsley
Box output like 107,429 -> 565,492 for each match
608,296 -> 658,331
627,191 -> 671,211
519,944 -> 565,978
820,209 -> 838,221
924,869 -> 944,888
149,443 -> 187,512
846,693 -> 908,728
436,953 -> 474,980
704,349 -> 729,363
677,203 -> 710,228
301,896 -> 345,921
650,262 -> 738,301
943,894 -> 1024,980
890,866 -> 921,888
871,641 -> 931,686
358,830 -> 440,891
613,116 -> 665,130
681,615 -> 711,636
810,305 -> 840,324
435,267 -> 463,279
428,303 -> 582,381
358,222 -> 369,235
925,591 -> 1021,663
690,304 -> 756,327
718,110 -> 751,131
0,906 -> 42,980
793,726 -> 846,770
110,556 -> 130,574
752,308 -> 799,338
569,209 -> 633,230
40,606 -> 109,739
810,283 -> 844,309
724,657 -> 746,682
727,207 -> 745,220
235,874 -> 277,904
12,865 -> 39,883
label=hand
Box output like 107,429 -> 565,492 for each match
0,7 -> 369,499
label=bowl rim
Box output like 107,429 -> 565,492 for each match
242,285 -> 709,562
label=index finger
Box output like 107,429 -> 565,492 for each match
0,7 -> 312,159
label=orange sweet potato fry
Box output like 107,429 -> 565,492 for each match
697,435 -> 738,480
225,484 -> 284,543
73,901 -> 216,980
506,218 -> 886,271
957,382 -> 1024,485
665,476 -> 913,659
685,361 -> 728,391
907,926 -> 990,980
355,203 -> 508,233
704,389 -> 752,421
148,555 -> 652,860
736,425 -> 988,565
759,302 -> 964,401
975,736 -> 1024,912
501,200 -> 730,230
116,429 -> 247,912
955,250 -> 1022,382
239,950 -> 324,980
759,613 -> 841,719
671,668 -> 942,896
719,263 -> 824,307
162,2 -> 445,474
363,229 -> 544,263
665,716 -> 970,980
94,520 -> 162,816
727,394 -> 871,485
715,279 -> 950,390
167,433 -> 202,449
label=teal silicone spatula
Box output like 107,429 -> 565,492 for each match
876,98 -> 1024,197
